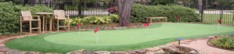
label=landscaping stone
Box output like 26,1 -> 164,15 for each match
161,46 -> 198,54
110,51 -> 127,54
82,51 -> 95,54
208,36 -> 219,39
95,51 -> 110,54
44,52 -> 62,54
144,47 -> 161,51
67,49 -> 84,54
155,49 -> 165,54
180,39 -> 193,44
135,50 -> 145,54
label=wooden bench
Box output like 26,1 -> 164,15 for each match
146,17 -> 168,23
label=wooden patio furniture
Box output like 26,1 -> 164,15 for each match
20,11 -> 41,34
53,10 -> 70,31
146,17 -> 168,23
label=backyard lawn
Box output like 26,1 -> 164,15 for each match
203,14 -> 234,24
5,23 -> 234,53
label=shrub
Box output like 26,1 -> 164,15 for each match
0,2 -> 52,35
150,0 -> 176,5
210,36 -> 234,49
131,4 -> 200,23
0,2 -> 19,34
15,5 -> 53,15
67,14 -> 119,26
84,16 -> 112,24
109,14 -> 119,23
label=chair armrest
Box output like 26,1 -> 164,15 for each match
32,16 -> 40,20
65,15 -> 70,19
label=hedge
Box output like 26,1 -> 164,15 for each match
131,4 -> 200,23
150,0 -> 176,5
0,2 -> 52,35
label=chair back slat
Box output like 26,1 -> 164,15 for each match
54,10 -> 66,19
21,11 -> 33,21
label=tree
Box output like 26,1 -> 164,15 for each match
118,0 -> 131,26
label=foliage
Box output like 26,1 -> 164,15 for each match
131,4 -> 200,22
0,2 -> 20,34
66,14 -> 119,26
15,5 -> 53,15
210,36 -> 234,49
64,4 -> 78,10
0,2 -> 52,35
0,0 -> 4,2
150,0 -> 176,5
109,14 -> 119,22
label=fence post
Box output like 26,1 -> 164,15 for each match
78,0 -> 84,17
220,6 -> 223,21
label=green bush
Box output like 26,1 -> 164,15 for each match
15,5 -> 53,15
67,14 -> 119,26
210,36 -> 234,49
0,2 -> 20,34
0,2 -> 52,35
109,14 -> 119,23
131,4 -> 200,22
150,0 -> 176,5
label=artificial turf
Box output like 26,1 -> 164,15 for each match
5,23 -> 234,53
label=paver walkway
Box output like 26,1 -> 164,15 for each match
181,39 -> 234,54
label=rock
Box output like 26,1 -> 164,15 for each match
145,47 -> 161,51
180,39 -> 193,44
95,51 -> 110,54
135,50 -> 145,54
67,49 -> 84,54
167,42 -> 179,46
145,51 -> 154,54
127,51 -> 137,54
111,51 -> 127,54
83,51 -> 95,54
189,50 -> 199,54
155,49 -> 165,54
208,36 -> 219,39
45,52 -> 62,54
161,46 -> 198,54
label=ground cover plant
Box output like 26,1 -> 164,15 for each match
210,36 -> 234,49
5,23 -> 234,53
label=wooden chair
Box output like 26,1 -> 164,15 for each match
53,10 -> 70,31
20,11 -> 41,34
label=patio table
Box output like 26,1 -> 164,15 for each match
35,12 -> 54,33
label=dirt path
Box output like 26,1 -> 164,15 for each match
181,39 -> 234,54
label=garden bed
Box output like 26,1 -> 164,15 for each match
208,36 -> 234,51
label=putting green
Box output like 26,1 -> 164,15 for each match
5,23 -> 234,53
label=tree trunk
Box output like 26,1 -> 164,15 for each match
118,0 -> 132,26
198,0 -> 203,21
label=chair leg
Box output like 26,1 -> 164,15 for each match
38,20 -> 41,34
29,21 -> 32,34
57,19 -> 59,31
20,21 -> 22,34
68,21 -> 70,31
63,20 -> 66,30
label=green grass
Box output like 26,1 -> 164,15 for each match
5,23 -> 234,53
203,14 -> 234,24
